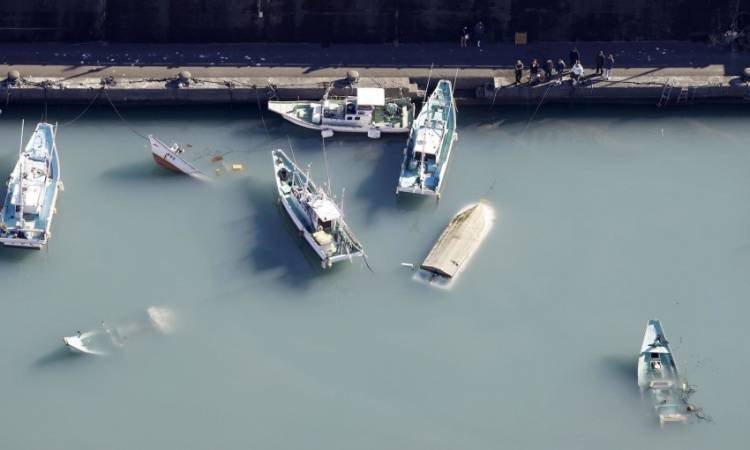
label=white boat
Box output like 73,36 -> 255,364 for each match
396,79 -> 457,198
148,135 -> 208,179
272,149 -> 365,269
637,319 -> 689,426
63,306 -> 176,356
268,87 -> 415,138
0,121 -> 62,249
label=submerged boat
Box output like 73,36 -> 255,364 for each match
637,319 -> 689,426
148,135 -> 207,179
0,121 -> 62,249
268,87 -> 414,138
420,200 -> 493,282
396,79 -> 457,198
63,306 -> 175,356
271,149 -> 365,269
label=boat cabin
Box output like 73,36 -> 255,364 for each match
315,88 -> 385,127
409,127 -> 442,173
307,196 -> 341,232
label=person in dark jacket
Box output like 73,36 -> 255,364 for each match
529,59 -> 541,84
544,59 -> 554,82
569,47 -> 580,67
473,21 -> 485,48
595,50 -> 605,75
460,27 -> 469,47
604,54 -> 615,80
555,59 -> 566,83
514,60 -> 524,84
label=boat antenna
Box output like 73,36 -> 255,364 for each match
340,187 -> 345,215
423,63 -> 434,103
320,136 -> 332,196
286,135 -> 298,166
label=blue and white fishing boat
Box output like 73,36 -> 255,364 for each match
0,121 -> 62,249
637,319 -> 689,426
271,149 -> 365,269
396,79 -> 457,198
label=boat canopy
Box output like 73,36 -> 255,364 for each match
356,88 -> 385,106
413,127 -> 443,156
310,197 -> 341,222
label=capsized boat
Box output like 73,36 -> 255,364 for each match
637,319 -> 689,426
396,79 -> 457,198
63,306 -> 176,356
271,149 -> 365,269
420,200 -> 493,283
0,121 -> 62,249
148,135 -> 208,179
268,87 -> 415,138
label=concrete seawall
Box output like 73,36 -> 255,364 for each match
2,42 -> 749,108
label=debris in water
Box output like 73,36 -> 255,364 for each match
210,155 -> 224,163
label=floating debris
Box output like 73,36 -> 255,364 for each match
210,155 -> 224,163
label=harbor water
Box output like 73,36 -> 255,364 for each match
1,103 -> 748,449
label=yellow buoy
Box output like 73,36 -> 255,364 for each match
231,164 -> 243,172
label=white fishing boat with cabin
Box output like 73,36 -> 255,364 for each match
148,135 -> 208,179
637,319 -> 689,426
271,149 -> 365,269
396,79 -> 457,198
267,87 -> 414,138
0,121 -> 62,249
63,306 -> 175,356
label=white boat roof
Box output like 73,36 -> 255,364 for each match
357,88 -> 385,106
413,127 -> 442,156
310,197 -> 341,222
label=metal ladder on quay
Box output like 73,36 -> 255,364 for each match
657,82 -> 673,107
676,86 -> 690,104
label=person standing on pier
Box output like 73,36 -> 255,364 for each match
604,54 -> 615,80
569,47 -> 580,67
555,59 -> 566,83
529,59 -> 541,84
474,21 -> 485,48
460,27 -> 469,48
544,59 -> 554,82
514,60 -> 524,84
595,50 -> 605,75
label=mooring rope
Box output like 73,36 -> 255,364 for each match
254,85 -> 271,138
60,86 -> 105,127
102,89 -> 148,140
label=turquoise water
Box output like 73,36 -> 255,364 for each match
0,104 -> 748,449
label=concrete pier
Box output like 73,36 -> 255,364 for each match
1,41 -> 749,107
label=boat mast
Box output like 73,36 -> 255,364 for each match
17,120 -> 25,226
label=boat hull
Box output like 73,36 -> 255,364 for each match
271,149 -> 364,268
148,135 -> 208,180
0,122 -> 62,250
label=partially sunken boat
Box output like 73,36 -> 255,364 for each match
271,149 -> 365,269
420,200 -> 493,282
0,121 -> 62,249
268,87 -> 414,138
149,135 -> 207,179
637,319 -> 689,426
396,79 -> 457,198
63,306 -> 175,356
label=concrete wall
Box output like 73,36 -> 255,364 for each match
0,0 -> 742,43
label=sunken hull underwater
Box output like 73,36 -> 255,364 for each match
0,122 -> 62,250
271,149 -> 365,269
268,87 -> 414,138
397,79 -> 457,198
637,319 -> 689,427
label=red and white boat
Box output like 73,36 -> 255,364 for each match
148,135 -> 208,180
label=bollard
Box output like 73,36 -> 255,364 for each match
177,70 -> 192,87
346,70 -> 359,85
6,70 -> 21,86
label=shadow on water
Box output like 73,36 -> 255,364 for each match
241,177 -> 322,290
32,347 -> 86,369
354,138 -> 441,219
98,159 -> 188,183
0,246 -> 34,265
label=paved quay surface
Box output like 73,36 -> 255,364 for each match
2,41 -> 750,105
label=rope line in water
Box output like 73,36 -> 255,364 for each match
102,89 -> 148,141
60,86 -> 105,127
